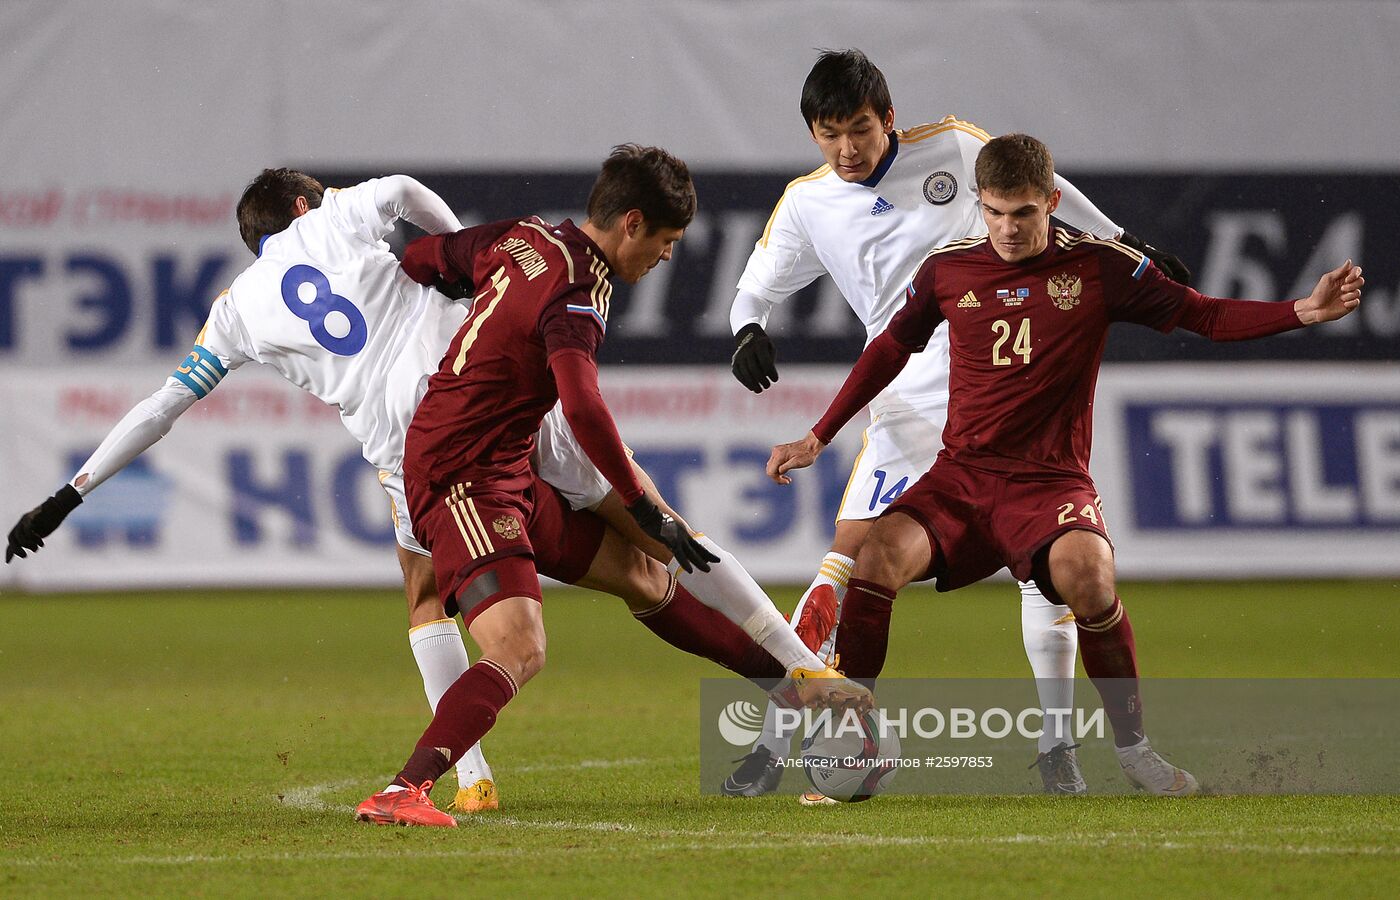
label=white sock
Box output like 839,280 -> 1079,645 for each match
1019,581 -> 1079,754
749,553 -> 854,756
409,618 -> 494,786
753,699 -> 788,758
678,535 -> 824,673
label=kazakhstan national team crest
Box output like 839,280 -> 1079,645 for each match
493,515 -> 523,541
1048,273 -> 1083,310
922,171 -> 957,205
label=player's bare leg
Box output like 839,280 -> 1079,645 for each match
396,547 -> 498,812
597,468 -> 841,656
834,511 -> 932,684
588,487 -> 862,711
358,591 -> 543,827
1044,530 -> 1196,796
574,522 -> 868,711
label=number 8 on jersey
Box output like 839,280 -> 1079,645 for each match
281,264 -> 368,356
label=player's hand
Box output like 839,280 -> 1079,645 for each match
1296,260 -> 1363,325
731,323 -> 778,393
432,277 -> 472,301
1119,231 -> 1192,286
626,496 -> 719,574
767,432 -> 825,485
400,235 -> 463,286
5,485 -> 82,563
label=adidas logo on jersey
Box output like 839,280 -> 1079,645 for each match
870,197 -> 895,216
958,291 -> 980,308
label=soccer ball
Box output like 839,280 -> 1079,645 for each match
800,708 -> 902,802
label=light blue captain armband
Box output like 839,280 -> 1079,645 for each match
171,345 -> 228,399
1131,254 -> 1150,280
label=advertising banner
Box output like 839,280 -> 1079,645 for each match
3,363 -> 1395,592
2,170 -> 1396,370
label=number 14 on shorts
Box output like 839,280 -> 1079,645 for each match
869,469 -> 910,512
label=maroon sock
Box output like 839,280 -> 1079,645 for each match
1075,597 -> 1145,748
395,660 -> 517,786
633,579 -> 785,681
834,578 -> 897,687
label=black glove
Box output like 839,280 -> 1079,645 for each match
731,323 -> 778,393
1119,231 -> 1191,286
6,484 -> 82,563
433,276 -> 472,301
626,496 -> 719,574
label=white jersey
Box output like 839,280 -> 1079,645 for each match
191,180 -> 466,474
735,115 -> 1119,418
71,176 -> 466,496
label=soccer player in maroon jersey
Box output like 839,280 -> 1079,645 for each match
356,146 -> 866,826
768,133 -> 1363,796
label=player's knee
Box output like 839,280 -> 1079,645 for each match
853,539 -> 905,587
1052,557 -> 1114,615
499,625 -> 547,684
853,524 -> 924,588
611,550 -> 670,612
516,634 -> 547,682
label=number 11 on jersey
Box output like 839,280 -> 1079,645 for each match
451,267 -> 511,375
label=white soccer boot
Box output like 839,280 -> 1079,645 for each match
1116,740 -> 1199,796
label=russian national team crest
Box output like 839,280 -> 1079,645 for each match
922,171 -> 957,205
1048,274 -> 1083,310
493,515 -> 523,540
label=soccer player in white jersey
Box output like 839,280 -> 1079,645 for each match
6,168 -> 850,812
4,168 -> 509,810
725,50 -> 1191,800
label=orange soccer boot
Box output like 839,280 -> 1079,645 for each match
355,779 -> 457,827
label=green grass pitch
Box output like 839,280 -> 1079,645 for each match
2,580 -> 1397,897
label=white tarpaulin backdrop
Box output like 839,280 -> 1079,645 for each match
2,1 -> 1397,587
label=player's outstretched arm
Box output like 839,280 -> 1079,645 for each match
767,432 -> 826,485
6,486 -> 82,563
1295,260 -> 1363,325
373,175 -> 463,236
549,347 -> 716,573
4,380 -> 199,563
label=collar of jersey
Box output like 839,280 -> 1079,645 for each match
857,131 -> 899,189
562,218 -> 615,276
257,234 -> 270,257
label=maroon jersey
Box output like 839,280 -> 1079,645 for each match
812,229 -> 1303,479
404,217 -> 616,490
886,229 -> 1193,478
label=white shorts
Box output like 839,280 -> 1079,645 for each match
378,470 -> 429,556
532,403 -> 620,512
836,407 -> 947,523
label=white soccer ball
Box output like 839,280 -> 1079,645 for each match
800,708 -> 902,802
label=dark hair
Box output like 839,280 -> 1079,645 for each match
236,168 -> 324,254
800,48 -> 893,129
585,144 -> 696,231
974,134 -> 1056,199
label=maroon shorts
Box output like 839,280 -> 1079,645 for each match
407,473 -> 605,626
885,461 -> 1111,596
